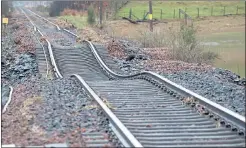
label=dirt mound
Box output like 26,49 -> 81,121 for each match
55,19 -> 75,29
77,27 -> 106,43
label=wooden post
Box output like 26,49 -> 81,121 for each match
160,9 -> 163,19
185,7 -> 187,13
236,6 -> 239,14
197,8 -> 199,18
173,9 -> 175,18
149,1 -> 153,32
224,6 -> 226,15
211,7 -> 213,16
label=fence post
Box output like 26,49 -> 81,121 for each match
185,7 -> 187,13
173,9 -> 175,18
160,9 -> 163,19
179,9 -> 180,18
197,8 -> 199,18
211,7 -> 213,16
236,6 -> 238,15
129,8 -> 132,19
224,6 -> 226,15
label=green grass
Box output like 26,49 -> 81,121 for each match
199,32 -> 245,77
58,15 -> 87,29
117,1 -> 245,20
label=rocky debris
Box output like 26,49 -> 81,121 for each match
214,68 -> 245,86
162,70 -> 245,116
13,23 -> 36,54
107,40 -> 126,58
114,58 -> 144,74
143,60 -> 212,74
1,77 -> 46,146
2,53 -> 38,85
35,78 -> 115,147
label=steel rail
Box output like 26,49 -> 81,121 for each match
21,8 -> 63,79
2,86 -> 14,114
31,31 -> 49,78
24,9 -> 142,146
63,29 -> 245,131
71,74 -> 143,147
26,6 -> 245,137
27,9 -> 60,31
86,40 -> 245,130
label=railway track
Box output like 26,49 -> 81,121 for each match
20,8 -> 245,147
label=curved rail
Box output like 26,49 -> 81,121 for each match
86,40 -> 245,130
28,8 -> 245,131
31,31 -> 49,77
63,29 -> 245,131
2,86 -> 14,114
21,8 -> 62,79
25,7 -> 246,135
71,74 -> 143,147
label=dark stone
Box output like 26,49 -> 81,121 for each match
126,54 -> 135,61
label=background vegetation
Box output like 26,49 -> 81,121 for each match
117,1 -> 245,20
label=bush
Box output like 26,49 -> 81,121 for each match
87,5 -> 95,25
138,28 -> 167,48
168,25 -> 219,64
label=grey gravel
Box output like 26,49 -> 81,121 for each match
162,69 -> 245,116
34,78 -> 113,146
2,53 -> 38,85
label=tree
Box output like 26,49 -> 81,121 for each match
87,5 -> 95,25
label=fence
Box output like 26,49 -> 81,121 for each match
179,9 -> 193,27
117,5 -> 245,20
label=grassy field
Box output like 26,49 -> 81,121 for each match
58,15 -> 87,29
117,1 -> 245,19
200,32 -> 245,77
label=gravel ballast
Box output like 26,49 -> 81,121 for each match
104,39 -> 245,116
162,69 -> 245,116
35,78 -> 115,147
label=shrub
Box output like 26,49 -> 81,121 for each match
138,28 -> 167,48
168,25 -> 219,64
87,5 -> 95,25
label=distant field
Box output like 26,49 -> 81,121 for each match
117,1 -> 245,20
200,32 -> 245,77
